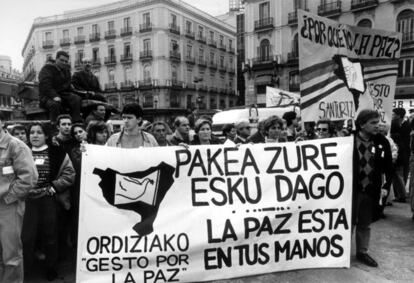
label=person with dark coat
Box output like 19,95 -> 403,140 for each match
190,119 -> 222,145
352,109 -> 392,268
247,120 -> 265,143
38,51 -> 82,122
71,57 -> 106,102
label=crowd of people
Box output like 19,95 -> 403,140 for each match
0,50 -> 413,283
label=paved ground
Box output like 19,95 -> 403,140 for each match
25,202 -> 414,283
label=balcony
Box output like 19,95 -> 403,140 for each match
171,80 -> 184,89
105,30 -> 116,40
185,56 -> 195,65
186,83 -> 196,90
42,40 -> 54,49
185,30 -> 195,39
169,24 -> 180,34
287,51 -> 299,65
104,56 -> 117,66
198,84 -> 208,92
318,1 -> 342,17
252,55 -> 274,71
105,82 -> 118,92
351,0 -> 378,12
170,100 -> 180,108
197,34 -> 206,44
219,65 -> 226,73
140,50 -> 153,61
120,81 -> 135,90
228,67 -> 235,74
140,23 -> 152,33
120,54 -> 133,64
139,79 -> 153,89
209,86 -> 218,93
229,47 -> 235,54
89,33 -> 100,42
397,76 -> 414,85
60,38 -> 70,47
91,58 -> 101,68
120,27 -> 132,37
198,58 -> 207,67
254,17 -> 274,31
74,35 -> 86,45
208,39 -> 217,48
288,11 -> 298,25
169,51 -> 181,62
209,61 -> 217,70
218,43 -> 227,51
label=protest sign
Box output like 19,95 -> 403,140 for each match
77,137 -> 353,283
298,10 -> 401,125
266,86 -> 300,107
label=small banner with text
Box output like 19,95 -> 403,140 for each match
77,137 -> 353,283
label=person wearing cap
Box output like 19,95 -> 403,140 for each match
352,109 -> 392,267
282,111 -> 299,141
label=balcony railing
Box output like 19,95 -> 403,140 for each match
74,35 -> 86,44
218,43 -> 227,51
254,17 -> 274,31
60,38 -> 71,47
198,84 -> 208,92
350,0 -> 378,12
318,1 -> 342,17
139,79 -> 153,89
105,30 -> 116,40
171,80 -> 184,89
170,51 -> 181,61
209,86 -> 218,93
170,101 -> 180,108
169,23 -> 180,34
42,40 -> 54,49
105,82 -> 118,91
185,30 -> 195,39
208,39 -> 217,48
140,50 -> 153,60
219,65 -> 226,72
197,34 -> 206,43
198,58 -> 207,67
120,54 -> 133,64
120,81 -> 134,90
140,23 -> 152,33
120,27 -> 133,37
287,51 -> 299,64
104,56 -> 117,66
288,11 -> 298,25
209,61 -> 217,70
185,56 -> 195,65
89,33 -> 100,42
91,58 -> 101,68
252,55 -> 274,67
229,47 -> 235,54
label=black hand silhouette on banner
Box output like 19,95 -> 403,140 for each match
93,162 -> 175,236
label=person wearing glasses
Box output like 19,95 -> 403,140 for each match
316,119 -> 334,139
234,120 -> 251,144
39,51 -> 82,122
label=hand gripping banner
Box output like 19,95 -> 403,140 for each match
77,137 -> 353,283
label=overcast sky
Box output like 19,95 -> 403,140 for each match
0,0 -> 229,71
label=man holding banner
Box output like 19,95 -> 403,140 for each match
353,110 -> 392,267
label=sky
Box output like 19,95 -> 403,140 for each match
0,0 -> 230,72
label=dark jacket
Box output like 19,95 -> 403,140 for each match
72,70 -> 101,93
247,131 -> 265,144
191,135 -> 222,145
353,133 -> 392,223
38,64 -> 72,101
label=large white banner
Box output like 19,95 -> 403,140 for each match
77,137 -> 354,283
266,86 -> 300,107
299,10 -> 401,125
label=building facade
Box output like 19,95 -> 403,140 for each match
242,0 -> 414,109
21,0 -> 237,121
0,55 -> 22,120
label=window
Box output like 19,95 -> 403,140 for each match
186,21 -> 192,33
108,69 -> 115,83
405,59 -> 412,77
45,32 -> 52,41
199,48 -> 204,60
293,34 -> 298,55
357,19 -> 372,28
124,43 -> 131,56
198,26 -> 204,38
229,39 -> 233,49
108,45 -> 115,58
289,71 -> 300,91
210,52 -> 215,64
143,12 -> 151,25
92,24 -> 99,34
259,39 -> 271,61
294,0 -> 307,10
171,14 -> 177,26
219,35 -> 224,46
108,21 -> 114,31
171,40 -> 179,51
92,48 -> 99,61
187,67 -> 192,82
143,65 -> 151,81
259,2 -> 270,19
77,27 -> 84,36
229,56 -> 234,67
209,31 -> 214,41
125,67 -> 132,82
124,17 -> 130,28
171,65 -> 178,81
220,56 -> 224,67
229,79 -> 233,89
187,44 -> 192,58
77,50 -> 84,62
144,94 -> 153,107
62,30 -> 69,39
397,9 -> 414,43
143,39 -> 151,52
